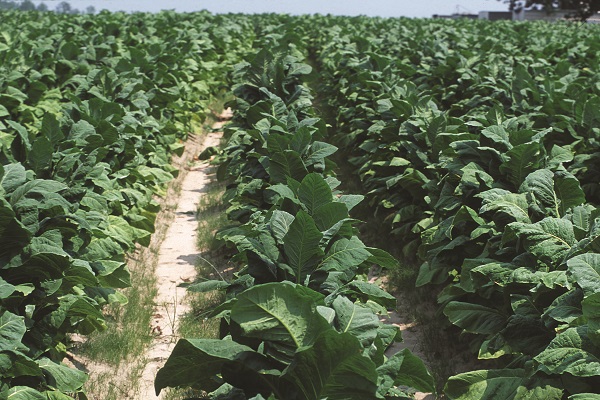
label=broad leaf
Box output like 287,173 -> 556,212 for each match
155,339 -> 253,395
230,282 -> 329,362
535,326 -> 600,377
282,330 -> 379,400
283,211 -> 323,283
508,218 -> 576,266
444,369 -> 562,400
320,237 -> 371,272
298,173 -> 332,214
332,296 -> 380,346
568,254 -> 600,296
444,302 -> 506,335
377,348 -> 435,395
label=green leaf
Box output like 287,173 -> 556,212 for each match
298,173 -> 332,214
0,311 -> 26,352
444,302 -> 506,335
1,163 -> 27,194
186,280 -> 231,293
520,169 -> 585,217
568,254 -> 600,296
230,282 -> 329,362
366,247 -> 399,269
29,137 -> 53,175
313,202 -> 349,231
338,194 -> 364,212
0,386 -> 46,400
320,237 -> 371,272
582,293 -> 600,346
0,277 -> 15,299
535,326 -> 600,377
377,348 -> 435,395
283,211 -> 323,283
481,125 -> 511,150
270,210 -> 295,245
347,281 -> 397,309
332,296 -> 380,346
37,358 -> 87,392
444,369 -> 562,400
154,338 -> 253,395
478,189 -> 530,223
269,150 -> 308,184
0,198 -> 30,258
499,142 -> 542,187
282,330 -> 379,400
508,218 -> 576,266
41,113 -> 64,147
305,141 -> 337,167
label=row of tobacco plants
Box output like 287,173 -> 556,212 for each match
154,34 -> 436,399
305,16 -> 600,399
0,10 -> 254,398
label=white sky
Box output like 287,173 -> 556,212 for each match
33,0 -> 509,18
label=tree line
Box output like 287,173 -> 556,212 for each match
498,0 -> 600,20
0,1 -> 95,14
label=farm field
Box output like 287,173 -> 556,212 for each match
1,9 -> 600,400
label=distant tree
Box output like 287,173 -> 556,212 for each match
36,2 -> 48,11
55,1 -> 71,13
498,0 -> 600,20
85,5 -> 95,14
18,0 -> 35,11
0,0 -> 16,10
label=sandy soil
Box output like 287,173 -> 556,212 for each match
138,113 -> 230,399
369,272 -> 436,400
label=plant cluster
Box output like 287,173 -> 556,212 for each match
307,16 -> 600,398
0,10 -> 254,398
155,36 -> 435,400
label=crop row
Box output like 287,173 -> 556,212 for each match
305,16 -> 600,399
155,35 -> 436,399
0,11 -> 255,398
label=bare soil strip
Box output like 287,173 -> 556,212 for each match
137,116 -> 228,399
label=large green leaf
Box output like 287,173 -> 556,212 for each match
282,211 -> 323,283
270,210 -> 295,245
40,113 -> 64,148
0,198 -> 30,257
154,339 -> 253,395
282,330 -> 379,400
377,348 -> 435,395
320,236 -> 371,272
535,326 -> 600,377
37,358 -> 87,392
0,312 -> 26,352
0,386 -> 46,400
269,150 -> 308,184
478,189 -> 530,223
298,173 -> 332,214
508,218 -> 576,266
0,163 -> 27,194
332,296 -> 380,346
568,254 -> 600,296
444,302 -> 506,335
29,137 -> 53,175
582,292 -> 600,346
520,169 -> 585,217
347,280 -> 397,309
499,142 -> 542,188
305,141 -> 338,167
230,282 -> 329,362
444,369 -> 562,400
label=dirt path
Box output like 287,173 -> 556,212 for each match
138,113 -> 230,399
